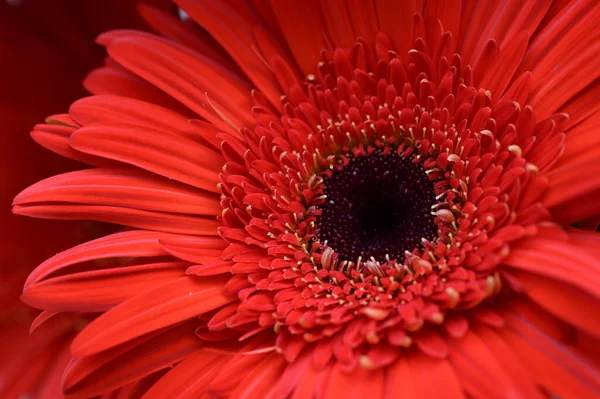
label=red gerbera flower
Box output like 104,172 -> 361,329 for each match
14,0 -> 600,398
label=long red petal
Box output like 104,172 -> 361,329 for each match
323,361 -> 384,399
158,236 -> 226,264
22,261 -> 189,312
503,229 -> 600,296
13,203 -> 220,236
103,32 -> 255,131
69,123 -> 222,192
69,95 -> 221,150
269,0 -> 330,75
173,0 -> 281,107
64,321 -> 204,397
24,230 -> 177,289
510,269 -> 600,338
71,276 -> 232,356
83,65 -> 192,115
14,168 -> 220,215
502,310 -> 600,398
30,124 -> 118,168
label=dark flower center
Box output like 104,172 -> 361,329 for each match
317,151 -> 438,263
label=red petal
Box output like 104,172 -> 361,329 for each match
264,352 -> 311,399
14,203 -> 219,236
503,229 -> 600,297
137,4 -> 236,69
346,0 -> 379,46
562,79 -> 600,129
413,328 -> 449,358
384,356 -> 416,399
69,123 -> 222,192
375,0 -> 417,60
528,2 -> 600,117
83,65 -> 191,115
503,310 -> 600,398
466,3 -> 523,67
104,32 -> 255,131
174,0 -> 281,107
423,0 -> 462,51
449,330 -> 525,398
142,349 -> 228,399
324,361 -> 384,399
22,261 -> 189,312
520,0 -> 597,72
229,353 -> 287,399
69,95 -> 221,150
409,351 -> 465,399
472,324 -> 544,399
269,0 -> 329,75
71,275 -> 232,356
479,31 -> 529,102
64,321 -> 204,397
30,124 -> 118,168
206,338 -> 273,394
320,0 -> 355,49
29,310 -> 59,334
24,230 -> 176,289
560,110 -> 600,163
510,269 -> 600,338
14,168 -> 220,215
158,235 -> 226,264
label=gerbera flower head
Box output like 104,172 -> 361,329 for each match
14,0 -> 600,397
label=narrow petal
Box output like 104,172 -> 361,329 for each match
423,0 -> 461,51
264,352 -> 311,399
69,95 -> 221,150
448,330 -> 523,398
320,0 -> 355,49
466,2 -> 525,67
269,0 -> 330,75
561,78 -> 600,129
71,276 -> 232,356
69,123 -> 222,192
158,236 -> 227,264
409,351 -> 465,399
83,65 -> 192,115
543,156 -> 600,224
471,324 -> 545,399
502,310 -> 600,398
509,270 -> 600,338
346,0 -> 379,46
142,350 -> 228,399
14,168 -> 221,215
479,31 -> 529,102
22,261 -> 189,312
229,353 -> 287,399
323,361 -> 384,399
30,123 -> 118,168
560,110 -> 600,163
104,32 -> 255,130
375,0 -> 417,59
14,203 -> 220,236
173,0 -> 282,107
137,4 -> 236,69
24,230 -> 178,289
528,2 -> 600,117
520,0 -> 597,72
64,321 -> 204,397
503,229 -> 600,296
